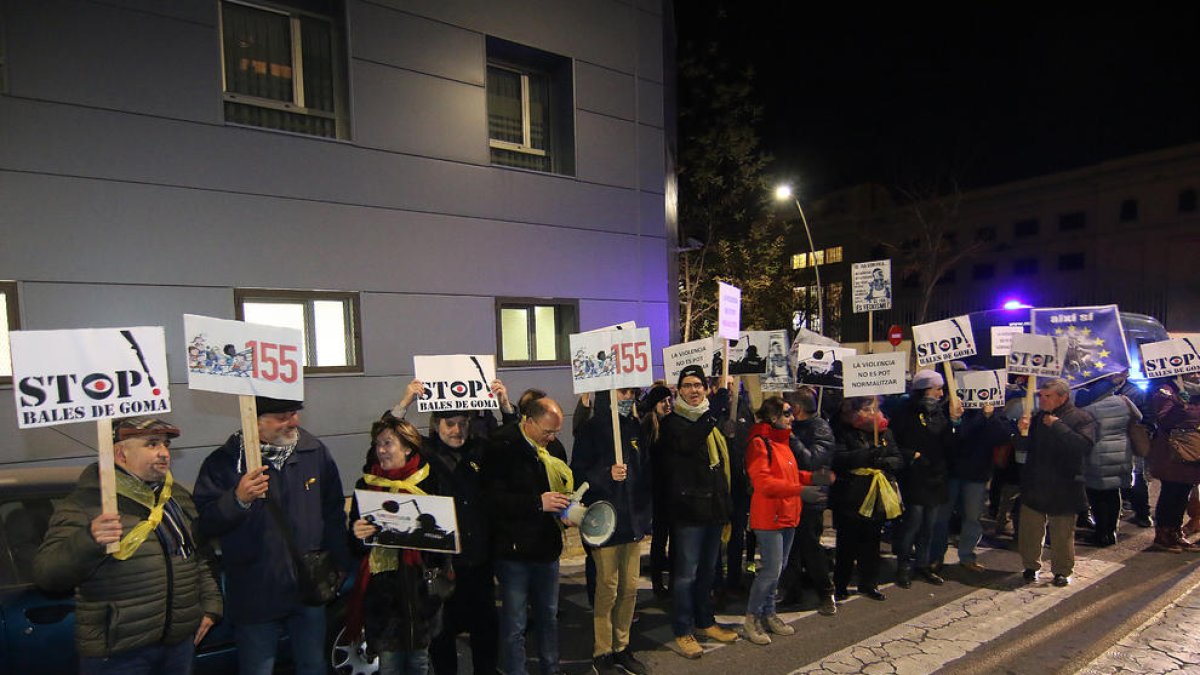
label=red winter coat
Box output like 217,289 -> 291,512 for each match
747,423 -> 812,530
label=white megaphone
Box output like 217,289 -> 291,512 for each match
562,482 -> 617,547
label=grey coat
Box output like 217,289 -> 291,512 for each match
1082,393 -> 1137,491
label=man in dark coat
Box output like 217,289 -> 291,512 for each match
1015,378 -> 1098,587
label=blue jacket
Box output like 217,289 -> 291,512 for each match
570,392 -> 653,547
193,430 -> 352,624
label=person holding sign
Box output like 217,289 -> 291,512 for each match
571,389 -> 653,675
193,397 -> 352,675
661,365 -> 739,659
482,396 -> 573,675
34,417 -> 222,675
1147,373 -> 1200,552
347,415 -> 448,675
1014,379 -> 1098,587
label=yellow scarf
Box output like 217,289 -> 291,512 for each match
111,470 -> 174,561
851,468 -> 903,520
521,426 -> 574,494
363,464 -> 432,574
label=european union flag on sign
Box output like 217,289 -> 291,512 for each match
1031,305 -> 1129,387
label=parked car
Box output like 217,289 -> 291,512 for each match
0,465 -> 376,675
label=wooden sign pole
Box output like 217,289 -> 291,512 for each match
96,418 -> 121,554
873,412 -> 880,447
1021,375 -> 1037,437
746,374 -> 763,412
609,387 -> 624,468
239,394 -> 263,475
867,311 -> 875,355
943,361 -> 960,409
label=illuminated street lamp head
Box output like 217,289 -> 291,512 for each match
775,185 -> 794,201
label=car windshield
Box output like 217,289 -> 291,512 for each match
0,497 -> 58,586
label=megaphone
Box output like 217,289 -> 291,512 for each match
562,482 -> 618,547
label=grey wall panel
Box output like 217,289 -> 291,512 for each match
636,78 -> 664,129
638,238 -> 670,304
0,100 -> 644,231
578,300 -> 643,332
489,364 -> 578,455
352,61 -> 488,163
6,0 -> 220,123
19,283 -> 235,383
635,7 -> 663,83
360,293 -> 497,376
637,123 -> 666,193
575,112 -> 638,189
639,191 -> 667,237
576,62 -> 635,121
349,2 -> 485,85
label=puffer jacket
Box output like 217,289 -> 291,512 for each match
570,391 -> 653,546
746,423 -> 812,530
1082,392 -> 1137,490
34,464 -> 222,658
1017,401 -> 1097,514
1149,380 -> 1200,484
792,415 -> 835,507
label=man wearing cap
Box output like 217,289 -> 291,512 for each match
193,397 -> 352,675
662,365 -> 738,659
34,417 -> 222,674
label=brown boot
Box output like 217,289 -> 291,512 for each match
1153,527 -> 1182,553
1175,528 -> 1199,551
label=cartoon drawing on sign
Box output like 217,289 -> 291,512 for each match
187,333 -> 253,378
573,348 -> 616,381
356,491 -> 460,553
766,337 -> 789,380
864,268 -> 891,303
793,345 -> 855,388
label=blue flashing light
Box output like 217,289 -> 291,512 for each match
1002,299 -> 1032,310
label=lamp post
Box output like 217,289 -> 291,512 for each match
775,184 -> 823,335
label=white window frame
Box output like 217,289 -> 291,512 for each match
0,281 -> 21,386
234,288 -> 362,374
487,64 -> 548,160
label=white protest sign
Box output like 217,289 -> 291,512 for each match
724,330 -> 782,375
569,327 -> 654,394
718,282 -> 742,340
759,331 -> 794,391
912,315 -> 977,367
793,344 -> 858,389
842,352 -> 907,397
354,491 -> 460,554
1006,334 -> 1066,378
991,325 -> 1025,356
184,314 -> 304,400
413,355 -> 498,412
1141,338 -> 1200,378
955,369 -> 1007,410
852,260 -> 893,313
11,327 -> 171,429
663,337 -> 718,384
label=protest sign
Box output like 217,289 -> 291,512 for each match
912,315 -> 977,367
793,344 -> 858,389
991,325 -> 1025,356
1141,338 -> 1200,378
354,491 -> 460,554
718,282 -> 742,340
1031,305 -> 1128,387
716,330 -> 784,376
852,260 -> 893,313
11,327 -> 171,429
664,337 -> 718,384
955,370 -> 1007,410
760,331 -> 794,391
569,327 -> 654,394
842,352 -> 907,397
184,314 -> 304,400
413,355 -> 498,412
1006,334 -> 1067,378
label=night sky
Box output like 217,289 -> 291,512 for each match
675,3 -> 1200,197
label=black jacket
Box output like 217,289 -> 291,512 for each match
1017,401 -> 1098,514
792,415 -> 835,507
830,425 -> 905,522
950,409 -> 1012,482
482,422 -> 568,563
422,434 -> 491,567
570,391 -> 653,546
890,395 -> 958,507
660,389 -> 732,526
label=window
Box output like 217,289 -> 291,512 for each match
1058,211 -> 1086,231
972,263 -> 995,281
936,269 -> 957,285
975,226 -> 997,242
825,246 -> 843,263
234,289 -> 361,373
1013,258 -> 1039,276
487,37 -> 574,174
1180,189 -> 1197,213
791,246 -> 841,269
791,282 -> 842,337
1119,198 -> 1138,222
496,298 -> 578,367
1058,252 -> 1086,271
1013,218 -> 1039,238
220,0 -> 348,139
0,282 -> 20,385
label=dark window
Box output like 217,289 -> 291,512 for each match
972,263 -> 995,280
975,226 -> 997,242
234,288 -> 362,373
219,1 -> 349,139
487,37 -> 575,175
1180,189 -> 1197,213
936,269 -> 957,285
0,280 -> 20,385
496,298 -> 579,367
1058,252 -> 1086,271
1013,218 -> 1039,238
1013,258 -> 1039,276
1119,198 -> 1139,222
1058,211 -> 1086,231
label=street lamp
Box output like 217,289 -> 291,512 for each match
775,184 -> 823,335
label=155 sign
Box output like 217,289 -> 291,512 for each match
184,314 -> 305,400
570,326 -> 654,394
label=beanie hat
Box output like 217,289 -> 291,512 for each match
677,364 -> 707,389
911,369 -> 945,391
637,384 -> 673,417
256,397 -> 304,416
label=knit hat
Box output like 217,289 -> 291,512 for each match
911,369 -> 945,391
637,383 -> 673,417
255,397 -> 304,416
677,364 -> 707,389
112,416 -> 181,443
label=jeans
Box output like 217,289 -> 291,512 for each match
896,502 -> 944,570
380,649 -> 430,675
496,559 -> 559,675
430,561 -> 498,675
235,604 -> 326,675
932,479 -> 987,564
79,639 -> 195,675
671,523 -> 723,636
746,528 -> 794,617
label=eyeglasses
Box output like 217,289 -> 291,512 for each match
528,419 -> 562,438
679,382 -> 706,390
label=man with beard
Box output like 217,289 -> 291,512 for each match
193,397 -> 352,675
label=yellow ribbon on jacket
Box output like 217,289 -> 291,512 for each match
362,465 -> 432,574
111,470 -> 174,561
521,427 -> 575,494
851,468 -> 903,520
